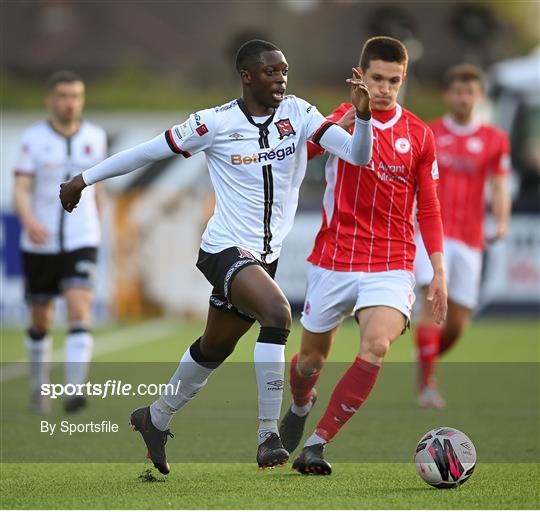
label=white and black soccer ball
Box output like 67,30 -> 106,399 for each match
415,427 -> 476,488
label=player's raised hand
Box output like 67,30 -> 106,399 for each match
427,271 -> 448,324
60,174 -> 86,213
346,67 -> 371,119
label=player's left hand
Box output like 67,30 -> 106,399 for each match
60,174 -> 86,213
346,67 -> 371,119
486,221 -> 508,243
427,271 -> 448,324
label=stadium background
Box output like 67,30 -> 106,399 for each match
1,0 -> 539,323
1,1 -> 539,509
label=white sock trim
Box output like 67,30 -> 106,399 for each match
304,432 -> 327,447
258,419 -> 279,445
291,401 -> 312,417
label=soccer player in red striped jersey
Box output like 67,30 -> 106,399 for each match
414,64 -> 511,408
278,36 -> 448,475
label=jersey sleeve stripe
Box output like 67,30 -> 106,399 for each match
312,121 -> 336,145
14,169 -> 34,176
164,129 -> 192,158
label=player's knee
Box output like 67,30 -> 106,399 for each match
260,300 -> 292,330
297,352 -> 325,376
363,336 -> 391,361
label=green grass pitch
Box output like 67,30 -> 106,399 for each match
1,318 -> 539,509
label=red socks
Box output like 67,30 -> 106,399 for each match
416,324 -> 442,388
289,352 -> 320,406
315,357 -> 380,442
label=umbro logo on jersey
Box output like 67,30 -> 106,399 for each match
275,118 -> 296,139
231,143 -> 296,165
228,132 -> 244,140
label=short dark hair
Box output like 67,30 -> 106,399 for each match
359,36 -> 408,70
443,64 -> 485,90
235,39 -> 281,73
46,70 -> 83,92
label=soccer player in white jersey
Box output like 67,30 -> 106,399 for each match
13,71 -> 107,413
60,39 -> 373,473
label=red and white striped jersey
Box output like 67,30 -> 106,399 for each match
431,116 -> 510,249
308,103 -> 443,272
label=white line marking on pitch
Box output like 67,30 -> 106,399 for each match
0,319 -> 178,383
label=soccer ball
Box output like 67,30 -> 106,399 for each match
415,427 -> 476,488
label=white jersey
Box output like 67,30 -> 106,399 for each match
165,96 -> 335,262
14,120 -> 107,253
81,95 -> 372,262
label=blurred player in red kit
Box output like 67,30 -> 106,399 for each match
414,64 -> 511,408
279,36 -> 448,475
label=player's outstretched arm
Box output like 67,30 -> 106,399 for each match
59,134 -> 173,213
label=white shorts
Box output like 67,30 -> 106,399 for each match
300,264 -> 416,334
415,236 -> 482,309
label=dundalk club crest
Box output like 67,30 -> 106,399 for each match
274,118 -> 296,139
